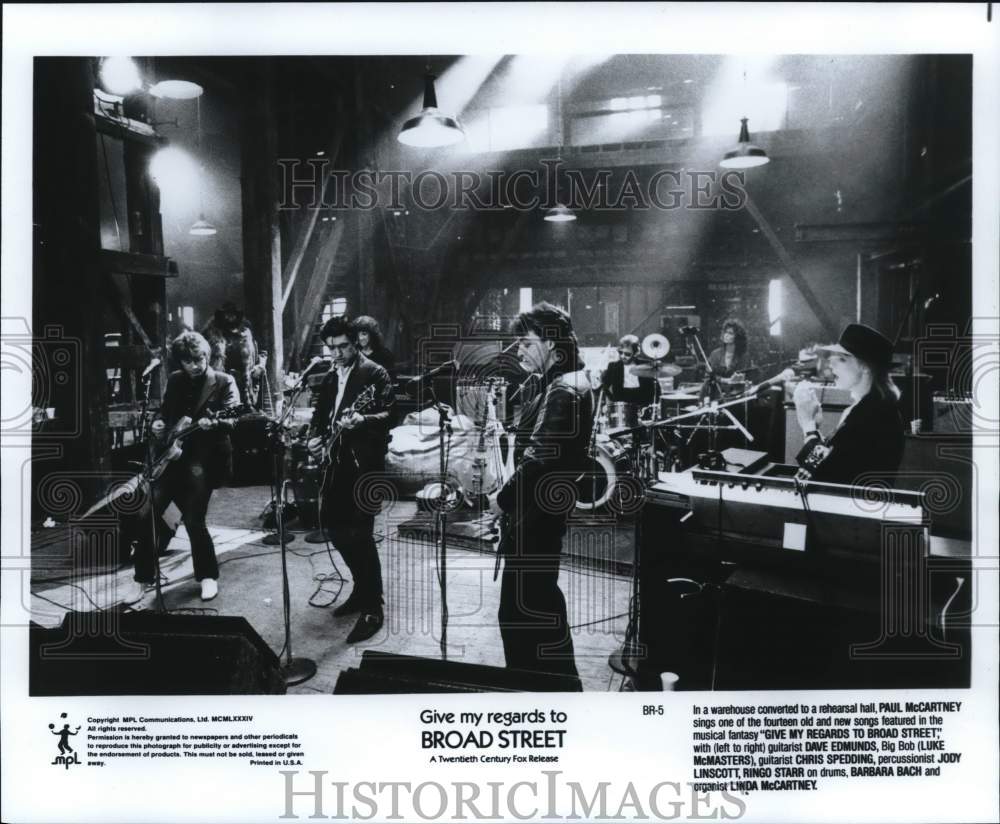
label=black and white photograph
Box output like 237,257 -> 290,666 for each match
2,4 -> 997,824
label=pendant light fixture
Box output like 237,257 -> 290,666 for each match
398,73 -> 465,148
150,79 -> 204,100
719,116 -> 769,169
544,75 -> 576,223
543,203 -> 576,223
98,57 -> 206,101
189,95 -> 217,237
719,63 -> 770,169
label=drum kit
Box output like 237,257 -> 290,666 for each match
581,332 -> 765,511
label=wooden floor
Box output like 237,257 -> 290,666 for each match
30,487 -> 636,694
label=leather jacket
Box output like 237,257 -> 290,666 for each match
498,365 -> 594,539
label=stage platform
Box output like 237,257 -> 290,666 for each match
29,487 -> 634,694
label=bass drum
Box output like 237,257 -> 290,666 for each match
575,440 -> 629,512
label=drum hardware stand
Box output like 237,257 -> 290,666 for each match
684,403 -> 754,471
587,388 -> 606,512
607,431 -> 649,681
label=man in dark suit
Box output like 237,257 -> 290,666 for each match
127,331 -> 240,604
308,316 -> 394,644
492,303 -> 594,679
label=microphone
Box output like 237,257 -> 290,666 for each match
302,355 -> 331,373
405,359 -> 459,390
750,368 -> 796,395
141,358 -> 161,378
292,356 -> 330,386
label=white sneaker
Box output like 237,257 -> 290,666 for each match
123,581 -> 149,605
200,578 -> 218,601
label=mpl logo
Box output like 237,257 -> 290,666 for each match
49,712 -> 82,770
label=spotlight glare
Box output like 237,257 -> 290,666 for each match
99,57 -> 142,96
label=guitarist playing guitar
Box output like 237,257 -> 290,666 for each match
307,316 -> 394,644
127,331 -> 241,605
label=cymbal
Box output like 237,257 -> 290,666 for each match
641,332 -> 670,360
629,362 -> 683,378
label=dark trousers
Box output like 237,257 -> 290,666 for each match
320,473 -> 384,612
134,461 -> 218,584
498,527 -> 578,678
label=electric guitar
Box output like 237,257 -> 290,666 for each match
316,385 -> 377,467
148,406 -> 247,481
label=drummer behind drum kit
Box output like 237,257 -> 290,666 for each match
581,331 -> 795,510
580,333 -> 682,512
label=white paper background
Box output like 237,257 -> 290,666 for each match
3,4 -> 998,823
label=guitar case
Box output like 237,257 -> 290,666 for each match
230,413 -> 274,486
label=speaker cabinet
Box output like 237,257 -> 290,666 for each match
335,651 -> 583,694
30,612 -> 285,695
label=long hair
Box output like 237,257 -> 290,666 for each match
511,301 -> 582,374
353,315 -> 384,349
866,362 -> 901,402
721,318 -> 748,358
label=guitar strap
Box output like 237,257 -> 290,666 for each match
190,373 -> 224,421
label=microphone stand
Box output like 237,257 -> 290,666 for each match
275,468 -> 316,686
405,360 -> 460,660
429,387 -> 455,661
266,367 -> 320,545
266,374 -> 317,686
261,418 -> 296,546
138,372 -> 166,613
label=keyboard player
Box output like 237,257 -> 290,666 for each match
792,323 -> 904,485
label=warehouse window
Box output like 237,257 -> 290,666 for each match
321,297 -> 348,322
768,279 -> 783,336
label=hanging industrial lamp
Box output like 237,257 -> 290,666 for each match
543,76 -> 576,223
189,96 -> 217,237
150,79 -> 204,100
398,74 -> 465,148
189,215 -> 217,236
543,203 -> 576,223
719,117 -> 769,169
